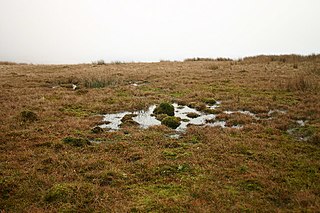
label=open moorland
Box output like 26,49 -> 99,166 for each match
1,55 -> 320,212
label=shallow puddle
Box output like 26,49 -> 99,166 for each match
132,105 -> 161,128
99,112 -> 130,130
224,110 -> 259,120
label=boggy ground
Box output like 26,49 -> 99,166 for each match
0,55 -> 320,212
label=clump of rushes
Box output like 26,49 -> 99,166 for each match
161,116 -> 181,129
62,137 -> 91,147
153,102 -> 175,116
20,110 -> 38,122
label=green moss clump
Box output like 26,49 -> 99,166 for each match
20,110 -> 38,122
153,103 -> 175,116
62,137 -> 91,147
161,116 -> 181,129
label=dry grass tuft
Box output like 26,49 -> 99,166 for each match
92,59 -> 105,65
286,74 -> 319,92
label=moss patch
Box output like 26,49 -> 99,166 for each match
161,116 -> 181,129
153,103 -> 175,116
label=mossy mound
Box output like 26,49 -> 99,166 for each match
62,137 -> 91,147
20,110 -> 38,122
153,103 -> 175,116
161,116 -> 181,129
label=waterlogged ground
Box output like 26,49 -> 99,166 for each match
99,102 -> 299,133
1,56 -> 320,212
99,103 -> 225,131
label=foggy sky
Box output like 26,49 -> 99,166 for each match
0,0 -> 320,64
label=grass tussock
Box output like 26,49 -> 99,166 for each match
285,74 -> 319,92
92,59 -> 105,65
20,110 -> 38,122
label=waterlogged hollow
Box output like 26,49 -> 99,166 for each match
98,102 -> 288,132
99,105 -> 161,131
99,102 -> 227,131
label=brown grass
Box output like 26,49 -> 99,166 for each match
0,55 -> 320,212
286,74 -> 319,92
